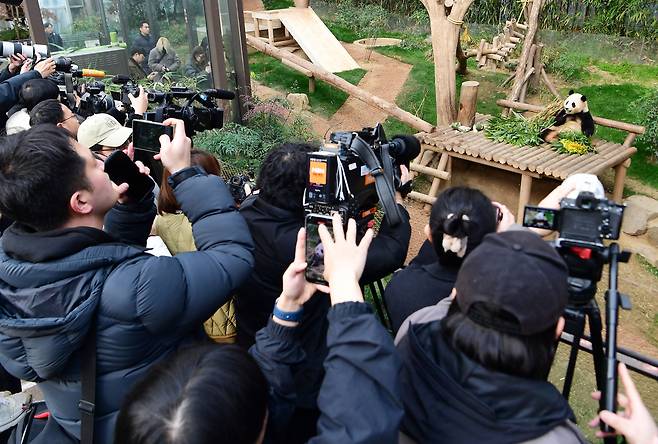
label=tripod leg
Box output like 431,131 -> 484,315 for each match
562,310 -> 586,400
588,305 -> 607,399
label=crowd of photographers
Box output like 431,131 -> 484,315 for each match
0,49 -> 656,444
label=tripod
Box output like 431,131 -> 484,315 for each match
560,242 -> 631,443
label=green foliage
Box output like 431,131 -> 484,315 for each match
484,112 -> 554,147
543,47 -> 590,81
333,0 -> 389,38
551,132 -> 595,155
249,52 -> 366,117
72,15 -> 102,34
193,98 -> 317,172
630,88 -> 658,159
595,62 -> 658,85
263,0 -> 294,9
165,23 -> 188,47
0,26 -> 30,41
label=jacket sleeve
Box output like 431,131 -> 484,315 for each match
360,205 -> 411,284
311,302 -> 403,444
103,191 -> 156,247
0,71 -> 41,113
148,50 -> 163,72
249,319 -> 306,435
170,54 -> 181,71
129,173 -> 254,332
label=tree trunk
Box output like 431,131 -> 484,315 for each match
506,0 -> 543,105
456,41 -> 468,75
429,17 -> 460,126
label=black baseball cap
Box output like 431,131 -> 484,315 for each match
454,230 -> 569,335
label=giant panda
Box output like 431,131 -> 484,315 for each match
540,90 -> 595,142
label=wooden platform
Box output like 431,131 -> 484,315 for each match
412,112 -> 640,221
249,7 -> 360,73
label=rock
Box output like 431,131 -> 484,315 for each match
622,195 -> 658,236
286,93 -> 309,112
648,220 -> 658,249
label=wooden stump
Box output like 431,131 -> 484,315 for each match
531,43 -> 544,90
457,81 -> 479,128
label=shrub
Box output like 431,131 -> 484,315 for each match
630,88 -> 658,160
334,0 -> 389,36
543,47 -> 590,81
193,97 -> 317,172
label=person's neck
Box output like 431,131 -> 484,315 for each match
141,32 -> 149,38
61,214 -> 105,231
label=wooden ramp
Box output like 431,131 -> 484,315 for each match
250,7 -> 360,73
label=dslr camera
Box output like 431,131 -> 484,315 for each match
523,192 -> 624,249
77,81 -> 115,118
524,192 -> 625,305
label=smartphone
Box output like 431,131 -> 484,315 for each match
132,119 -> 173,154
523,206 -> 558,231
104,150 -> 155,202
305,214 -> 334,286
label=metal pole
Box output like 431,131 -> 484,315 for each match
202,0 -> 228,91
96,0 -> 111,45
22,0 -> 47,45
226,0 -> 252,121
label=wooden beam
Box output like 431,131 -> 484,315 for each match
495,99 -> 646,135
410,162 -> 451,180
408,191 -> 437,205
247,34 -> 435,133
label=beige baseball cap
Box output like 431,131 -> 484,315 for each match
78,114 -> 133,149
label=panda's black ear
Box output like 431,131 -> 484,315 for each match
581,95 -> 587,102
569,89 -> 574,95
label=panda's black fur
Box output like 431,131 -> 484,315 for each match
540,90 -> 595,142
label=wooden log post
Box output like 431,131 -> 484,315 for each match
457,81 -> 479,128
519,44 -> 537,102
505,0 -> 544,112
247,34 -> 435,133
488,36 -> 500,69
531,43 -> 544,90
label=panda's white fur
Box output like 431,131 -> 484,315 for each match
541,90 -> 595,142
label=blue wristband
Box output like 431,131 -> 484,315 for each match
273,298 -> 304,323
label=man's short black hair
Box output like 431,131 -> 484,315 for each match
130,47 -> 146,57
140,20 -> 149,27
43,22 -> 53,29
256,142 -> 316,213
29,99 -> 64,127
19,79 -> 60,111
0,125 -> 89,232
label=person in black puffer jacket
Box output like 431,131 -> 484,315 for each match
236,142 -> 411,443
384,187 -> 500,334
0,122 -> 253,444
395,230 -> 587,444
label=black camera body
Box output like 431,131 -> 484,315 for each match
523,192 -> 624,249
304,123 -> 419,229
111,75 -> 140,111
144,87 -> 230,136
77,81 -> 114,118
228,174 -> 255,205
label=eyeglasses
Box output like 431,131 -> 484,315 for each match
61,114 -> 77,123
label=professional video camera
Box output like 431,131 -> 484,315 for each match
228,174 -> 255,206
304,123 -> 419,230
143,86 -> 235,136
49,57 -> 106,112
523,192 -> 630,440
111,74 -> 140,111
77,81 -> 114,118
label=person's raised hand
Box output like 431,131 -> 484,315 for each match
492,201 -> 515,232
154,118 -> 190,174
122,141 -> 135,161
128,86 -> 148,115
589,363 -> 658,444
8,54 -> 27,74
34,57 -> 56,78
20,58 -> 33,74
276,228 -> 328,321
318,213 -> 373,305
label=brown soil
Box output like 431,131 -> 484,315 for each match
310,43 -> 413,138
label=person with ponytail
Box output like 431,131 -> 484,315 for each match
384,187 -> 507,334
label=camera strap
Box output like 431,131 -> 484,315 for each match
350,138 -> 403,226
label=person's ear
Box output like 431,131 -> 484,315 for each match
555,316 -> 565,339
424,224 -> 432,243
69,190 -> 94,216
